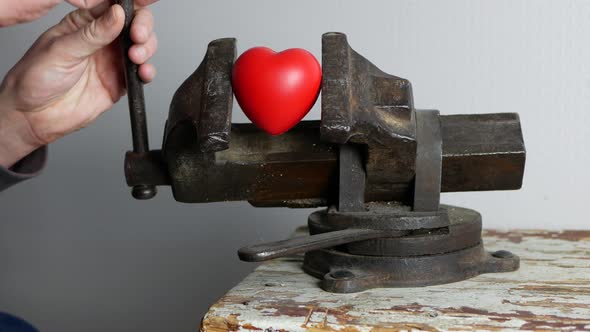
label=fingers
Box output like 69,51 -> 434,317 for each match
54,4 -> 125,60
138,63 -> 156,83
132,35 -> 158,82
53,2 -> 111,36
54,6 -> 99,34
50,2 -> 157,83
134,0 -> 160,7
66,0 -> 160,9
128,7 -> 157,81
130,8 -> 153,44
65,0 -> 110,10
129,34 -> 157,64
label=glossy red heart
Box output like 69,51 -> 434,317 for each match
232,47 -> 322,135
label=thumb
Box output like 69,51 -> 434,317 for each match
55,5 -> 125,61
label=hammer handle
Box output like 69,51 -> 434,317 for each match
117,0 -> 157,200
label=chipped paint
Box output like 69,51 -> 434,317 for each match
201,230 -> 590,331
483,229 -> 590,243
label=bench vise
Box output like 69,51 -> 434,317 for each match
118,3 -> 525,293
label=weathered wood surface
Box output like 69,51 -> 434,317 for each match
201,229 -> 590,332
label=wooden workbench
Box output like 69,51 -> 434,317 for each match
201,229 -> 590,331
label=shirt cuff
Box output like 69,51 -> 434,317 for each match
0,146 -> 47,192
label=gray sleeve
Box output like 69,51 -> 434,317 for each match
0,146 -> 47,192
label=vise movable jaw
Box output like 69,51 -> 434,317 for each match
123,32 -> 526,293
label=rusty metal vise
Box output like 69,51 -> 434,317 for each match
119,3 -> 525,293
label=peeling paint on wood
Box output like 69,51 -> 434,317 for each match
201,229 -> 590,332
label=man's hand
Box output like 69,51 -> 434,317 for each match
0,2 -> 158,168
0,0 -> 157,27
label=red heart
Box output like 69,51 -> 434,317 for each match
232,47 -> 322,135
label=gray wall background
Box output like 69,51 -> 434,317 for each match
1,1 -> 589,331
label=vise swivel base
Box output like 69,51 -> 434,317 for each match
122,30 -> 526,293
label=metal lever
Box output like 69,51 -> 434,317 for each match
117,0 -> 157,200
238,229 -> 392,262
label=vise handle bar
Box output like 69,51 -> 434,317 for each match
116,0 -> 157,200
